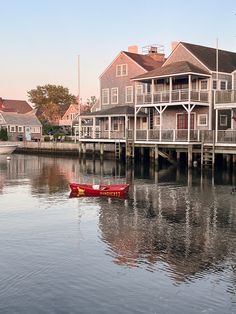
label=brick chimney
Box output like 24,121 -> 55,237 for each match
0,98 -> 3,111
171,41 -> 179,51
128,45 -> 138,54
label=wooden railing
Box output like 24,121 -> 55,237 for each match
215,90 -> 236,104
78,129 -> 236,144
136,90 -> 209,105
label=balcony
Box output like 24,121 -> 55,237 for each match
136,90 -> 209,106
215,90 -> 236,108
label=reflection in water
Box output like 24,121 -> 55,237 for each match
1,154 -> 236,313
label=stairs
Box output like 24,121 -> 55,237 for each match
158,150 -> 177,165
115,141 -> 121,160
201,144 -> 214,168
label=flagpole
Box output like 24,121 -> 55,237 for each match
216,38 -> 219,84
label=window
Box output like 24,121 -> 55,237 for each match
154,115 -> 160,126
112,118 -> 119,131
143,84 -> 151,94
18,126 -> 23,132
125,86 -> 133,103
197,114 -> 208,126
200,80 -> 208,90
104,121 -> 109,131
136,85 -> 143,95
102,89 -> 109,105
111,88 -> 118,104
30,127 -> 41,133
220,80 -> 227,90
212,80 -> 218,90
116,64 -> 128,76
10,125 -> 16,132
220,115 -> 227,126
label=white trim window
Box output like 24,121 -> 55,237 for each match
30,127 -> 41,133
197,114 -> 208,126
112,117 -> 119,131
102,88 -> 109,105
154,114 -> 160,126
200,80 -> 208,90
125,86 -> 133,103
212,80 -> 218,90
116,64 -> 128,77
136,85 -> 143,95
111,87 -> 118,104
18,126 -> 23,132
220,80 -> 227,90
10,125 -> 16,132
220,115 -> 227,126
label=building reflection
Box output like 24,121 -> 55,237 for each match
1,154 -> 236,287
98,180 -> 236,285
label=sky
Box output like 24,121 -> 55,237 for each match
0,0 -> 236,104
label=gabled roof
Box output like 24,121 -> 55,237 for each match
99,50 -> 165,78
0,111 -> 42,126
181,42 -> 236,73
123,51 -> 165,71
133,61 -> 210,81
1,99 -> 32,113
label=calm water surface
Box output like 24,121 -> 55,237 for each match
0,154 -> 236,314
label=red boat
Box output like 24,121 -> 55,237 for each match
69,183 -> 129,198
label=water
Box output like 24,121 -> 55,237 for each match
0,154 -> 236,314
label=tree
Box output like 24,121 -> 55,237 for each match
86,96 -> 97,107
28,84 -> 76,109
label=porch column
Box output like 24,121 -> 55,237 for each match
188,75 -> 192,101
78,117 -> 81,140
215,108 -> 218,142
188,107 -> 191,142
160,106 -> 163,141
134,108 -> 137,141
108,117 -> 111,139
183,104 -> 195,143
125,115 -> 128,139
92,117 -> 95,139
151,79 -> 154,104
169,77 -> 172,103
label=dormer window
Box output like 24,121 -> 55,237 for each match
116,64 -> 128,77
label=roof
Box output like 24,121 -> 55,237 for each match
181,42 -> 236,73
123,51 -> 165,71
79,105 -> 135,117
78,105 -> 147,118
0,111 -> 42,126
133,61 -> 210,80
1,99 -> 33,114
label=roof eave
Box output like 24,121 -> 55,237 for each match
132,71 -> 211,81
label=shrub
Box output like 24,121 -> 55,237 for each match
0,128 -> 8,141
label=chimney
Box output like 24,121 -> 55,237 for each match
128,45 -> 138,54
0,98 -> 3,111
171,41 -> 179,51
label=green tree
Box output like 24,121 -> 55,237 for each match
0,128 -> 8,141
28,84 -> 76,109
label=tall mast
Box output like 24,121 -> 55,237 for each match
216,38 -> 219,84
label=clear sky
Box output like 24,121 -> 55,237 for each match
0,0 -> 236,103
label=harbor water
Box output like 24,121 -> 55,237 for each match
0,154 -> 236,314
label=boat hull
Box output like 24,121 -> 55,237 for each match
0,144 -> 17,154
69,183 -> 129,198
